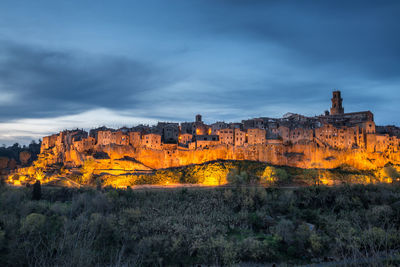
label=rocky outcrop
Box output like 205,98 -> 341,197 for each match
56,142 -> 400,171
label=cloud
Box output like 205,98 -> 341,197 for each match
0,40 -> 171,122
209,1 -> 400,80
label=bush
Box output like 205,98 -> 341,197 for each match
0,183 -> 399,265
20,213 -> 46,234
261,166 -> 289,185
227,169 -> 259,186
383,165 -> 400,182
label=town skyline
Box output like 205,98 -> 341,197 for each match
0,89 -> 397,146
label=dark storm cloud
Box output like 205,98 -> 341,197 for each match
204,1 -> 400,79
0,41 -> 169,122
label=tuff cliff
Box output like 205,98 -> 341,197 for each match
57,141 -> 399,171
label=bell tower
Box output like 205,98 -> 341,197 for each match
195,114 -> 202,122
330,90 -> 344,115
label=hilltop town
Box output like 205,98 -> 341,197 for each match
5,91 -> 400,187
44,91 -> 390,151
39,91 -> 398,165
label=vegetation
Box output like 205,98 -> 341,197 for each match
0,141 -> 41,168
0,183 -> 400,266
7,158 -> 400,192
95,160 -> 400,189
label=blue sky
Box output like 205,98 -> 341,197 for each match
0,0 -> 399,145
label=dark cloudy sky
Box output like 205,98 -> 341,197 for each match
0,0 -> 399,145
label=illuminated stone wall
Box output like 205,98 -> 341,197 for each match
56,141 -> 400,171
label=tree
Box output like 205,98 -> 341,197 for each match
303,169 -> 320,185
262,166 -> 277,184
32,180 -> 41,200
276,169 -> 289,184
0,157 -> 9,169
227,168 -> 243,185
227,169 -> 257,185
261,166 -> 289,185
382,165 -> 400,182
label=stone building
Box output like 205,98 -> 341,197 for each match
142,133 -> 162,150
41,129 -> 87,153
360,121 -> 376,134
210,121 -> 229,135
41,134 -> 58,152
242,118 -> 265,129
376,125 -> 400,137
366,133 -> 400,153
247,128 -> 266,145
180,122 -> 194,135
96,130 -> 129,146
315,124 -> 361,149
129,131 -> 142,147
72,137 -> 96,152
157,122 -> 179,143
234,129 -> 246,146
288,128 -> 314,144
192,134 -> 219,149
97,130 -> 113,146
113,131 -> 129,146
58,130 -> 87,147
218,129 -> 234,145
178,133 -> 193,147
89,126 -> 111,140
277,126 -> 290,142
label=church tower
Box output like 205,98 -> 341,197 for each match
330,90 -> 344,115
195,114 -> 202,122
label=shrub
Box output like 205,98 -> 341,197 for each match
382,165 -> 400,182
20,213 -> 46,234
303,169 -> 320,185
261,166 -> 289,185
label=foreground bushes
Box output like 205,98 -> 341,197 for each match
1,184 -> 400,266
